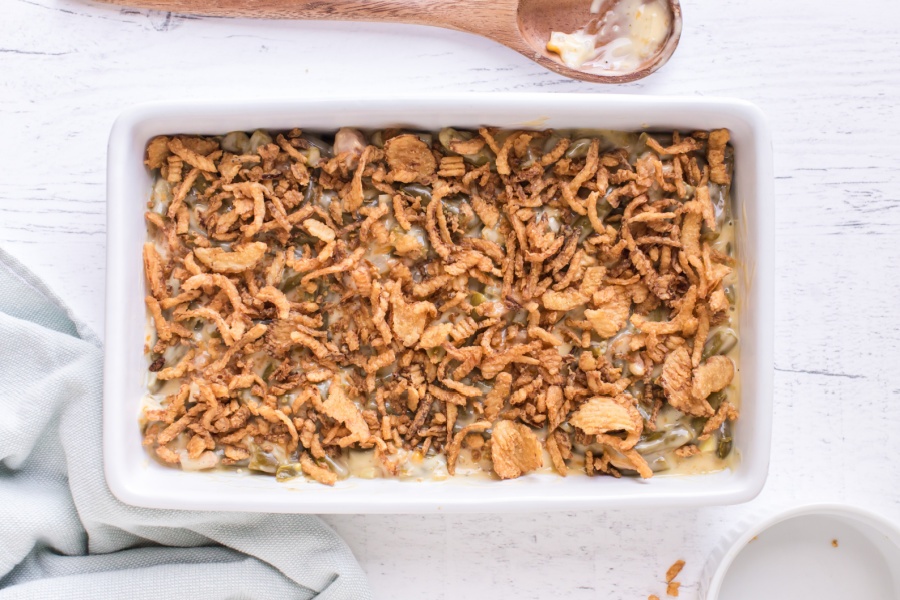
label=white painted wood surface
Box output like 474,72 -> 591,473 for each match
2,0 -> 899,597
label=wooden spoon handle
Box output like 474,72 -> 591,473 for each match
97,0 -> 510,33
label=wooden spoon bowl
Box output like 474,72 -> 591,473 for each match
517,0 -> 683,83
97,0 -> 682,84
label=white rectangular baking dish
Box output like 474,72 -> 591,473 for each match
105,94 -> 773,513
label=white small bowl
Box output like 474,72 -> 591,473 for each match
702,504 -> 900,599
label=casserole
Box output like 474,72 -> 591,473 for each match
105,94 -> 773,513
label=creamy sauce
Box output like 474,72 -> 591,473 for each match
547,0 -> 672,71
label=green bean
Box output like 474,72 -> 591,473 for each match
518,146 -> 537,170
723,285 -> 736,305
262,362 -> 275,382
321,455 -> 349,480
700,227 -> 720,243
635,424 -> 694,456
690,416 -> 707,435
707,390 -> 727,410
402,184 -> 432,203
702,329 -> 738,361
302,134 -> 333,157
637,132 -> 656,153
464,151 -> 490,167
438,127 -> 472,152
303,180 -> 317,204
305,146 -> 321,167
249,130 -> 273,153
594,198 -> 613,221
716,420 -> 734,459
363,187 -> 379,202
222,131 -> 251,154
147,377 -> 164,394
565,138 -> 593,159
543,132 -> 564,154
573,215 -> 592,233
192,176 -> 209,194
470,292 -> 487,307
275,463 -> 303,482
439,128 -> 492,166
281,273 -> 303,294
370,130 -> 385,148
646,307 -> 669,323
249,448 -> 280,473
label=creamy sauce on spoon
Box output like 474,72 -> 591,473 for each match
547,0 -> 672,72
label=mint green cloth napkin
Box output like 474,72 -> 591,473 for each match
0,248 -> 371,599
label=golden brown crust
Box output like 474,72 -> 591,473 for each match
141,127 -> 738,485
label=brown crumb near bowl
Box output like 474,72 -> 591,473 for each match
649,595 -> 660,600
665,559 -> 685,582
666,581 -> 680,597
832,539 -> 839,548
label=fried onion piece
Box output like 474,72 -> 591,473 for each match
604,446 -> 654,479
417,322 -> 453,349
479,341 -> 541,380
446,420 -> 491,475
441,379 -> 483,398
541,288 -> 588,312
490,420 -> 543,480
303,218 -> 336,242
300,453 -> 337,486
449,137 -> 485,155
585,286 -> 631,338
322,379 -> 370,443
168,137 -> 217,172
344,145 -> 371,212
145,295 -> 171,342
707,128 -> 731,185
193,242 -> 267,274
545,431 -> 568,476
389,283 -> 437,347
661,346 -> 713,417
631,286 -> 698,336
644,135 -> 702,156
257,285 -> 291,319
385,134 -> 436,182
691,355 -> 735,401
181,273 -> 244,313
143,243 -> 167,300
301,246 -> 365,285
145,136 -> 170,169
484,372 -> 512,421
568,396 -> 643,450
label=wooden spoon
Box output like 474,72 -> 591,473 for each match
98,0 -> 682,83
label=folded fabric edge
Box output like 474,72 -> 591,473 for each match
0,246 -> 102,349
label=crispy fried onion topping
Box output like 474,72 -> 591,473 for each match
140,126 -> 738,485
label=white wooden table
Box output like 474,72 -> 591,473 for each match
3,0 -> 899,597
